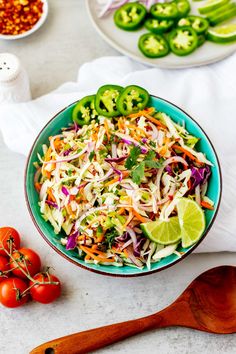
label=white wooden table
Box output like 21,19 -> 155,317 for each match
0,1 -> 235,353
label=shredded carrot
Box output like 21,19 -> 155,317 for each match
172,144 -> 197,162
104,119 -> 110,141
34,182 -> 41,193
47,188 -> 56,202
65,204 -> 76,218
123,249 -> 129,258
104,176 -> 119,187
144,113 -> 167,129
44,147 -> 52,162
85,255 -> 91,261
54,138 -> 63,150
128,107 -> 154,119
201,201 -> 214,210
117,207 -> 125,215
80,245 -> 115,263
96,235 -> 105,243
131,209 -> 150,223
124,211 -> 134,228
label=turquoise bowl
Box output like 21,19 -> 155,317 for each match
25,96 -> 222,277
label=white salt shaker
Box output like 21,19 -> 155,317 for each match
0,53 -> 31,103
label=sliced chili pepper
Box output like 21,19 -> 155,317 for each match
144,18 -> 174,34
174,0 -> 191,18
117,85 -> 150,116
138,33 -> 170,58
72,95 -> 98,126
114,2 -> 147,31
150,3 -> 179,20
168,26 -> 198,56
178,16 -> 209,35
95,85 -> 123,118
197,34 -> 206,47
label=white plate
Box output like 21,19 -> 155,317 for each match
86,0 -> 236,69
0,0 -> 48,40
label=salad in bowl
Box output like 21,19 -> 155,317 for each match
26,84 -> 221,276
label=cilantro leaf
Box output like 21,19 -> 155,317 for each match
125,145 -> 141,170
144,150 -> 156,161
145,160 -> 163,168
89,151 -> 95,161
105,228 -> 119,248
131,162 -> 145,185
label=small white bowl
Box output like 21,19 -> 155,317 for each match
0,0 -> 48,40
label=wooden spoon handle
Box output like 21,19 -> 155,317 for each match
30,313 -> 164,354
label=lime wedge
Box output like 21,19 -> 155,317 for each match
198,0 -> 230,14
140,216 -> 182,245
177,198 -> 206,248
207,23 -> 236,43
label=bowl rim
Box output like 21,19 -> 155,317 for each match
24,95 -> 222,277
0,0 -> 48,40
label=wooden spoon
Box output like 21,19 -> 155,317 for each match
30,265 -> 236,354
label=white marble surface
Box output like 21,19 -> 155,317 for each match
0,1 -> 235,353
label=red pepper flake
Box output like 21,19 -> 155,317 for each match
0,0 -> 43,36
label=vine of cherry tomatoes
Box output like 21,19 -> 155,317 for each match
0,227 -> 61,308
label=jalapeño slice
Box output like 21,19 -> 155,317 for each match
150,3 -> 179,20
117,85 -> 150,115
95,85 -> 123,118
138,33 -> 170,58
114,2 -> 147,31
168,26 -> 198,56
175,0 -> 191,18
144,18 -> 174,34
178,16 -> 209,35
72,95 -> 98,126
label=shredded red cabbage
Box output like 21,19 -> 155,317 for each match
191,165 -> 211,188
45,200 -> 58,209
62,186 -> 70,196
66,231 -> 79,250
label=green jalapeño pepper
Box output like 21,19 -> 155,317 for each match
95,85 -> 123,117
114,2 -> 147,31
168,27 -> 198,56
174,0 -> 191,18
117,85 -> 150,116
197,34 -> 206,47
138,33 -> 169,58
144,18 -> 174,34
150,3 -> 179,20
178,16 -> 209,35
72,95 -> 98,126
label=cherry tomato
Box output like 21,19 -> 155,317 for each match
0,277 -> 29,308
0,227 -> 21,256
0,256 -> 9,283
10,248 -> 41,279
30,273 -> 61,304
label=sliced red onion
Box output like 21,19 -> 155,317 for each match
105,155 -> 127,163
122,138 -> 132,145
125,246 -> 143,268
116,232 -> 130,243
74,121 -> 79,132
34,167 -> 42,184
120,239 -> 133,250
63,148 -> 73,156
98,0 -> 128,18
141,138 -> 148,143
66,231 -> 79,250
111,143 -> 117,158
113,167 -> 123,182
163,156 -> 188,168
62,186 -> 69,196
46,200 -> 58,209
43,146 -> 87,165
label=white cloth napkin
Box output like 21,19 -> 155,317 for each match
1,55 -> 236,252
